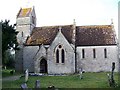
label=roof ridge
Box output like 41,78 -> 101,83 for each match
77,25 -> 111,27
35,24 -> 73,28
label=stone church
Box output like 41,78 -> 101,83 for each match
15,7 -> 119,74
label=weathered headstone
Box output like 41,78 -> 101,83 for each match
107,73 -> 112,87
21,83 -> 28,89
35,80 -> 40,88
79,68 -> 83,79
4,66 -> 6,70
25,69 -> 29,82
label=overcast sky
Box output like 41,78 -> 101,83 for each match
0,0 -> 119,36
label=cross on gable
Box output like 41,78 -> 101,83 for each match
59,26 -> 62,32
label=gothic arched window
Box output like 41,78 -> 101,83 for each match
61,49 -> 65,63
32,16 -> 35,24
55,45 -> 65,64
56,49 -> 59,63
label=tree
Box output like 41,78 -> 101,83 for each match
1,20 -> 18,67
4,49 -> 15,68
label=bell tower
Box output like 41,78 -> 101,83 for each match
16,6 -> 36,44
15,6 -> 36,72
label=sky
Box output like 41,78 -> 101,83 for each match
0,0 -> 119,37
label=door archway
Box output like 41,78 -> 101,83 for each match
40,58 -> 47,73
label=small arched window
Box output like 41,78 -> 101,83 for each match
56,49 -> 59,63
82,49 -> 85,59
104,48 -> 107,58
61,49 -> 65,63
32,16 -> 35,24
93,49 -> 96,58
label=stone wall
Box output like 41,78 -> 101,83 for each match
16,17 -> 31,25
16,25 -> 31,43
76,45 -> 118,72
15,46 -> 23,72
23,46 -> 39,72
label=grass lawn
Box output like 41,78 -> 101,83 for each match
2,72 -> 119,88
2,69 -> 22,77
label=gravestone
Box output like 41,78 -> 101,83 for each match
4,66 -> 6,70
79,68 -> 83,79
107,73 -> 112,87
35,80 -> 40,88
21,83 -> 28,89
25,69 -> 29,82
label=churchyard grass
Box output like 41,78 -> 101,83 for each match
2,69 -> 21,77
2,72 -> 119,88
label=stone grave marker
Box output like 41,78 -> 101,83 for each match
25,69 -> 29,82
35,80 -> 40,88
79,68 -> 83,79
20,83 -> 28,89
4,66 -> 6,70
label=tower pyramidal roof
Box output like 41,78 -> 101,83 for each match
17,7 -> 32,17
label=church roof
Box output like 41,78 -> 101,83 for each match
26,25 -> 73,45
76,25 -> 116,46
25,24 -> 116,46
17,8 -> 32,17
